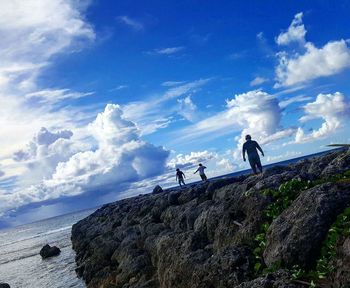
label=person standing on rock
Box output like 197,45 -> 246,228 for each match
194,163 -> 208,181
176,168 -> 186,187
242,134 -> 264,174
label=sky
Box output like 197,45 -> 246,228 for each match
0,0 -> 350,228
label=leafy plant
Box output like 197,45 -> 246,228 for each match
251,170 -> 350,280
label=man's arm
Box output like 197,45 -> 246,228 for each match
242,144 -> 246,161
256,142 -> 264,156
182,172 -> 186,178
194,168 -> 198,174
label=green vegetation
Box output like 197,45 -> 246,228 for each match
251,169 -> 350,283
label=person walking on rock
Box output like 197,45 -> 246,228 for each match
176,168 -> 186,187
194,163 -> 208,181
242,134 -> 264,174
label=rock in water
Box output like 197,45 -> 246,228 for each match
152,185 -> 163,194
0,284 -> 10,288
40,244 -> 61,259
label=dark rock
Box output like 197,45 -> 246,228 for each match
152,185 -> 163,194
0,284 -> 10,288
330,237 -> 350,288
263,182 -> 350,269
236,270 -> 299,288
39,244 -> 61,259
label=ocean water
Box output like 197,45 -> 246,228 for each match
0,209 -> 95,288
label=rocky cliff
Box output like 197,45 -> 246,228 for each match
72,149 -> 350,288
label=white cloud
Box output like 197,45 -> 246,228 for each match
162,81 -> 186,87
275,40 -> 350,87
279,94 -> 312,108
117,16 -> 144,31
274,13 -> 350,87
109,85 -> 128,92
295,92 -> 350,143
152,46 -> 185,55
168,150 -> 216,169
250,76 -> 268,86
25,89 -> 93,104
0,0 -> 96,160
171,90 -> 296,161
276,12 -> 306,45
123,79 -> 210,134
0,104 -> 170,216
177,96 -> 197,121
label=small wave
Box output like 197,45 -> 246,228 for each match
0,226 -> 72,248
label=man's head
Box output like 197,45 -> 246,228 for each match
245,134 -> 252,141
199,163 -> 202,166
176,168 -> 179,171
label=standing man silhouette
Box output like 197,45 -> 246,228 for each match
242,135 -> 264,174
194,163 -> 208,181
176,168 -> 186,187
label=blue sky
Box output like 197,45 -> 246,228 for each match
0,0 -> 349,228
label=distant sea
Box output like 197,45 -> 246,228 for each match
0,148 -> 344,288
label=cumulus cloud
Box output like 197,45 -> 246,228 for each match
274,13 -> 350,87
276,12 -> 306,45
13,127 -> 74,162
295,92 -> 350,143
168,150 -> 216,170
0,104 -> 170,216
226,90 -> 296,159
275,41 -> 350,87
172,90 -> 295,147
0,0 -> 96,174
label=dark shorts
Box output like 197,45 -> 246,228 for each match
200,174 -> 207,181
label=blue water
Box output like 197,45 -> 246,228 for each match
0,148 -> 343,287
0,209 -> 95,288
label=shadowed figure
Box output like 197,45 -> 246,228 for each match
242,134 -> 264,174
176,168 -> 186,187
194,163 -> 208,181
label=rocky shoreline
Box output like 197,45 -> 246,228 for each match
71,149 -> 350,288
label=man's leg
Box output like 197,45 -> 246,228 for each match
256,157 -> 263,173
248,158 -> 257,174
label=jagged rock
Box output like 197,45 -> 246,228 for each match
330,237 -> 350,288
0,284 -> 10,288
263,182 -> 350,269
71,150 -> 350,288
39,244 -> 61,259
152,185 -> 163,194
235,270 -> 299,288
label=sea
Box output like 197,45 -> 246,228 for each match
0,148 -> 345,288
0,209 -> 95,288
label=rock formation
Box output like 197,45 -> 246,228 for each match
40,244 -> 61,259
72,149 -> 350,288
